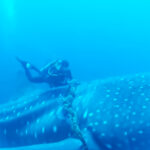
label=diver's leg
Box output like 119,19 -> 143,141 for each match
24,68 -> 45,83
16,57 -> 42,75
16,57 -> 44,83
16,57 -> 30,69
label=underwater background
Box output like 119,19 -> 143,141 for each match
0,0 -> 150,103
0,1 -> 150,150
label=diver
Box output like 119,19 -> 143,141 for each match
17,57 -> 88,149
16,57 -> 72,88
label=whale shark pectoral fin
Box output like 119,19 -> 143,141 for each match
0,135 -> 100,150
34,139 -> 82,150
0,139 -> 82,150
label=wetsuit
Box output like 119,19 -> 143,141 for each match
17,57 -> 87,149
17,58 -> 72,87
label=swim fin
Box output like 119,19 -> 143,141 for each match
16,57 -> 31,69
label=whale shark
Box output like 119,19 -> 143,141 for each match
0,73 -> 150,150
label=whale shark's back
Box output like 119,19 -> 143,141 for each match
75,73 -> 150,150
0,73 -> 150,150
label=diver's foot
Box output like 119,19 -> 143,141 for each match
16,57 -> 31,69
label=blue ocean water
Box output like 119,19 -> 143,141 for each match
0,0 -> 150,103
0,1 -> 150,150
